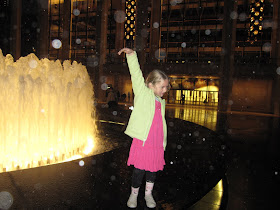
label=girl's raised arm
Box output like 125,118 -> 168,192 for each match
118,48 -> 135,56
118,48 -> 147,96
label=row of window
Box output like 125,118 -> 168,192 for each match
48,0 -> 274,65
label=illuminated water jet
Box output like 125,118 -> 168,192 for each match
0,50 -> 97,173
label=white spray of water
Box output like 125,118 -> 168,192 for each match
0,50 -> 96,173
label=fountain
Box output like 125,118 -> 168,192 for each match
0,49 -> 97,173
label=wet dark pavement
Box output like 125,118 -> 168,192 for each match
0,104 -> 228,209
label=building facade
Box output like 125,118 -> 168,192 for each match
2,0 -> 280,114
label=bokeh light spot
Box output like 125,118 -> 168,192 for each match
0,191 -> 13,210
114,10 -> 126,23
73,9 -> 80,16
79,160 -> 85,166
29,60 -> 38,69
262,42 -> 272,52
52,39 -> 62,49
101,83 -> 108,91
230,11 -> 238,19
276,67 -> 280,75
155,49 -> 166,60
239,13 -> 247,21
153,22 -> 159,28
76,38 -> 81,44
141,28 -> 149,38
205,29 -> 211,35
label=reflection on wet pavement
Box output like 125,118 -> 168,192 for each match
166,105 -> 218,131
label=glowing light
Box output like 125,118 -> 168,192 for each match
125,0 -> 136,41
153,22 -> 159,28
79,160 -> 85,166
83,137 -> 95,155
73,9 -> 80,16
0,191 -> 13,210
0,50 -> 96,173
29,59 -> 38,69
52,39 -> 62,49
76,38 -> 81,44
254,20 -> 259,25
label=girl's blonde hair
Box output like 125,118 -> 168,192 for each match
145,69 -> 169,86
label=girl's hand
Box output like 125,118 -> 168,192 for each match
118,48 -> 135,56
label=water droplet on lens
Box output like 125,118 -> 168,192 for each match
153,22 -> 159,28
79,160 -> 84,166
52,39 -> 62,49
29,60 -> 38,69
76,38 -> 81,44
181,42 -> 186,48
155,49 -> 166,60
0,191 -> 14,210
168,122 -> 174,127
228,100 -> 233,105
114,10 -> 126,23
205,29 -> 211,35
73,9 -> 80,16
101,83 -> 108,90
230,11 -> 238,19
276,67 -> 280,75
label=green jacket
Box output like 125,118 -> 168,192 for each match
124,52 -> 167,150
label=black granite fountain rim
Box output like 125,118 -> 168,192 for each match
0,117 -> 228,209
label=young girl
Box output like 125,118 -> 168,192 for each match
118,48 -> 169,208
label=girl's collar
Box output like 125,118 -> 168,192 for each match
155,95 -> 161,101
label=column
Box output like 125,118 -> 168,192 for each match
216,0 -> 237,132
271,0 -> 280,115
38,0 -> 49,59
95,0 -> 109,101
115,1 -> 125,51
269,0 -> 280,158
135,0 -> 149,69
61,0 -> 72,61
10,0 -> 22,60
149,0 -> 161,63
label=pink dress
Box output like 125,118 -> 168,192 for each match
127,100 -> 165,172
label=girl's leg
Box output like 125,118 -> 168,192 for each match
144,171 -> 157,208
127,167 -> 145,208
145,171 -> 156,183
132,167 -> 145,188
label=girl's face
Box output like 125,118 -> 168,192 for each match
149,79 -> 169,97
